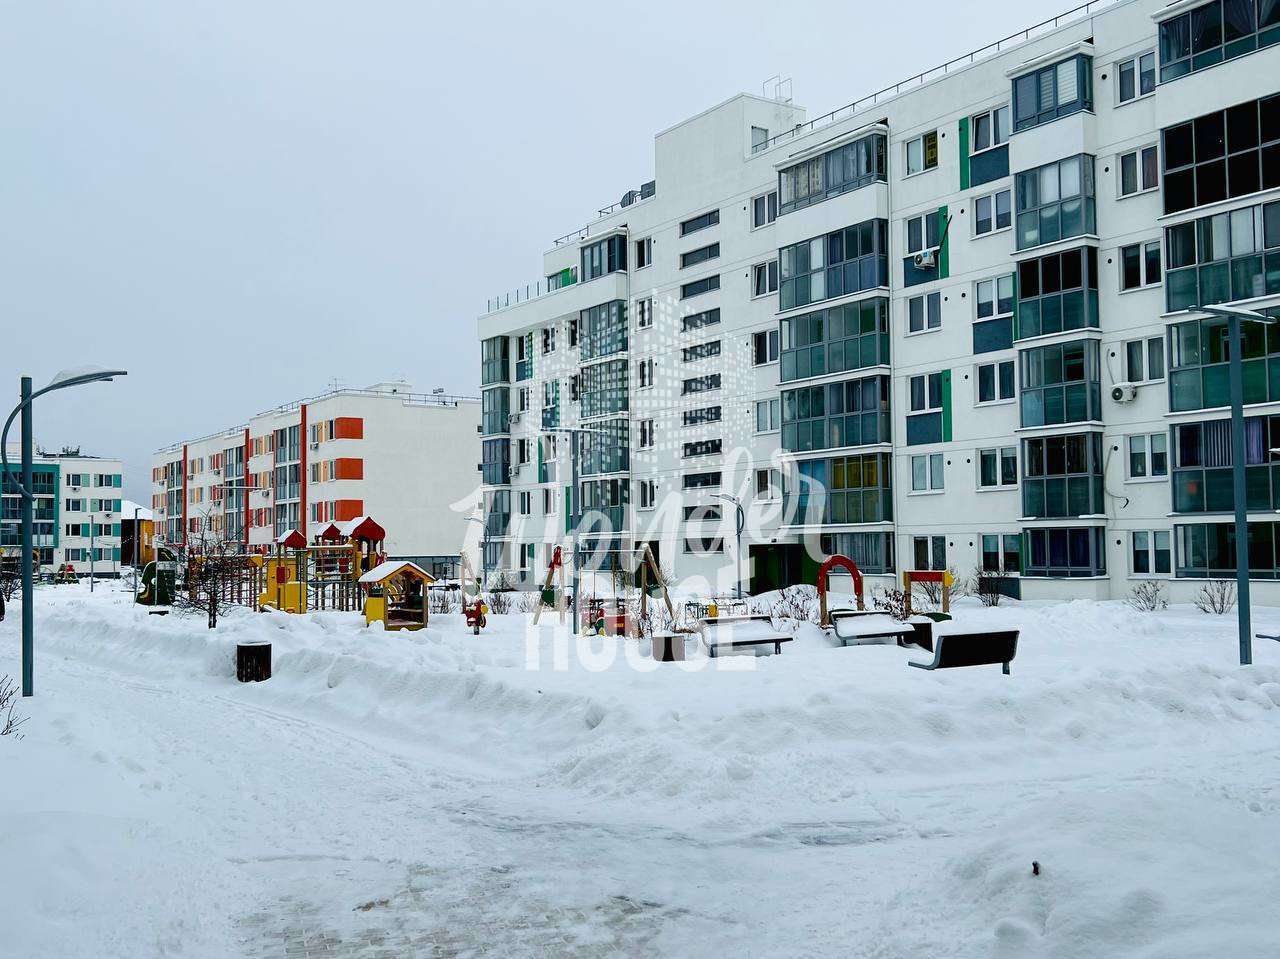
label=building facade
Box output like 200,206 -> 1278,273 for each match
151,382 -> 481,577
476,0 -> 1280,602
1,450 -> 125,576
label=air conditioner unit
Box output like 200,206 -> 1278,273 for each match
1111,383 -> 1139,403
508,412 -> 522,425
913,247 -> 937,270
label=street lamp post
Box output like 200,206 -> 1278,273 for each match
89,511 -> 96,592
2,367 -> 127,696
713,492 -> 746,600
1183,304 -> 1277,667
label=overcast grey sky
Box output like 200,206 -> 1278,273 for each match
1,0 -> 1073,502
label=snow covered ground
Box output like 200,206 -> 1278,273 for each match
2,582 -> 1279,958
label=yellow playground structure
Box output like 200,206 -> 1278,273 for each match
256,516 -> 388,614
360,560 -> 435,631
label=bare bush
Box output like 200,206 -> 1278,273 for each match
1194,579 -> 1236,615
1,675 -> 28,739
428,588 -> 459,615
771,585 -> 819,628
974,566 -> 1012,607
1126,581 -> 1168,612
517,591 -> 540,614
871,586 -> 911,622
627,597 -> 677,639
485,589 -> 513,615
911,567 -> 961,610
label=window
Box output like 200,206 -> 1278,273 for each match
1174,521 -> 1280,579
973,189 -> 1012,236
752,260 -> 779,296
755,398 -> 781,433
819,532 -> 895,574
683,504 -> 722,522
1167,307 -> 1280,411
1014,154 -> 1096,250
681,242 -> 719,269
683,536 -> 724,555
784,453 -> 892,525
635,236 -> 652,269
779,218 -> 889,311
1158,0 -> 1280,83
907,291 -> 941,334
636,297 -> 653,329
971,105 -> 1011,152
680,275 -> 720,299
1131,530 -> 1172,575
638,419 -> 654,449
543,488 -> 558,514
779,297 -> 890,383
1161,95 -> 1280,215
1019,339 -> 1101,427
682,307 -> 720,332
680,209 -> 719,236
910,453 -> 944,492
1012,55 -> 1093,132
683,439 -> 722,458
682,471 -> 721,490
753,329 -> 779,365
516,386 -> 530,413
978,447 -> 1018,488
976,275 -> 1015,319
1120,241 -> 1162,291
752,190 -> 779,227
518,491 -> 531,516
912,535 -> 947,571
1116,51 -> 1156,103
637,357 -> 654,389
1127,433 -> 1169,479
1164,201 -> 1280,312
1022,432 -> 1105,518
981,534 -> 1023,573
905,130 -> 938,175
1016,247 -> 1100,340
682,374 -> 721,395
780,375 -> 890,452
541,326 -> 556,354
1118,146 -> 1159,196
752,125 -> 769,151
580,234 -> 627,280
578,360 -> 629,418
1170,415 -> 1280,512
579,300 -> 628,361
1125,336 -> 1166,382
905,211 -> 941,255
977,360 -> 1015,403
755,468 -> 781,500
638,480 -> 657,510
778,132 -> 887,214
683,406 -> 722,426
909,372 -> 944,412
682,340 -> 721,363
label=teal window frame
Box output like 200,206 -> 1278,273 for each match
1022,431 -> 1105,518
780,374 -> 891,453
779,219 -> 889,312
779,297 -> 890,383
1014,155 -> 1096,251
1167,305 -> 1280,411
1019,339 -> 1101,428
1164,202 -> 1280,313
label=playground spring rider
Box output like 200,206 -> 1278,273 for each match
459,551 -> 487,635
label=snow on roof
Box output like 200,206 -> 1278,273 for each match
119,500 -> 154,521
339,515 -> 385,541
358,560 -> 435,585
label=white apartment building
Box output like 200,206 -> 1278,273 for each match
1,449 -> 125,576
151,382 -> 481,577
478,0 -> 1280,602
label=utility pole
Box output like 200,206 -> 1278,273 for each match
90,511 -> 96,592
20,377 -> 33,696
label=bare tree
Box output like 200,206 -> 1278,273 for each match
174,540 -> 253,629
1194,579 -> 1236,615
1126,581 -> 1168,612
0,675 -> 28,739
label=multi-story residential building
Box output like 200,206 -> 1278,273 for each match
477,0 -> 1280,602
151,382 -> 481,577
1,449 -> 125,576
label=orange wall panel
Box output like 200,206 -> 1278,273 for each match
333,458 -> 364,480
334,499 -> 364,522
333,417 -> 364,439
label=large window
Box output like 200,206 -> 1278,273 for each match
778,132 -> 887,214
481,438 -> 510,485
784,453 -> 892,526
976,360 -> 1015,404
579,420 -> 629,476
779,219 -> 889,311
1175,521 -> 1280,578
1172,415 -> 1280,512
1016,247 -> 1099,340
579,301 -> 628,361
1118,146 -> 1159,197
779,297 -> 890,383
781,375 -> 890,453
481,387 -> 510,436
974,189 -> 1012,237
579,360 -> 628,418
1158,0 -> 1280,83
982,534 -> 1022,573
680,209 -> 719,236
480,336 -> 510,386
1132,531 -> 1173,575
1116,51 -> 1156,103
1164,201 -> 1280,312
680,275 -> 720,299
910,453 -> 944,492
1168,307 -> 1280,411
1022,431 -> 1104,518
1015,155 -> 1095,251
1120,241 -> 1162,291
682,307 -> 720,332
1012,55 -> 1093,132
1019,339 -> 1101,428
978,447 -> 1018,488
580,235 -> 627,281
819,532 -> 894,574
1024,526 -> 1106,577
681,243 -> 720,269
1161,95 -> 1280,215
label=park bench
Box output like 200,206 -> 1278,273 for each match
700,614 -> 792,657
908,629 -> 1019,675
829,609 -> 916,647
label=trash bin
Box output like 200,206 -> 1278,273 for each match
236,640 -> 272,683
652,632 -> 685,662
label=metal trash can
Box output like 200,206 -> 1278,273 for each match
652,632 -> 685,662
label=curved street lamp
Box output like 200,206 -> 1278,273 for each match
2,367 -> 127,696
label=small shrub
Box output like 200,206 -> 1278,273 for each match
772,585 -> 819,627
871,586 -> 911,622
975,566 -> 1012,608
1194,579 -> 1236,615
1,675 -> 27,739
1126,581 -> 1168,612
428,588 -> 459,615
517,591 -> 540,614
485,590 -> 513,615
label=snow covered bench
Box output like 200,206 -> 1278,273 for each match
700,614 -> 792,657
908,627 -> 1018,675
829,610 -> 916,647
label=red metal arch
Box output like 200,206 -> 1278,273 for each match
817,554 -> 864,624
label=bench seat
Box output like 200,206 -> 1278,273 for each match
908,629 -> 1018,674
